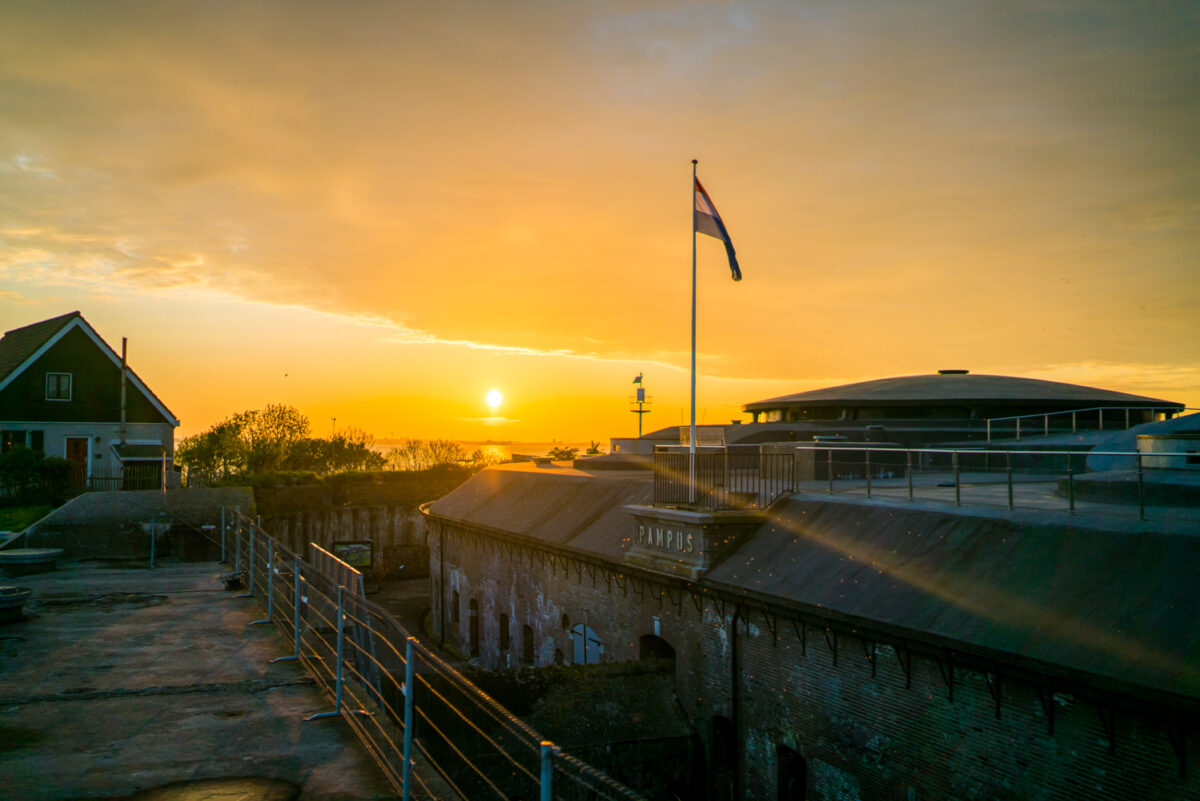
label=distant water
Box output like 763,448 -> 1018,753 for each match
373,439 -> 597,461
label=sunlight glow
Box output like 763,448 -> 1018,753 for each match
486,389 -> 502,409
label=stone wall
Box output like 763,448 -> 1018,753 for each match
261,505 -> 429,578
428,519 -> 1199,801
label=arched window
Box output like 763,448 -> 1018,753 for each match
451,590 -> 460,624
638,634 -> 675,662
776,745 -> 806,800
468,599 -> 480,657
498,613 -> 510,651
522,625 -> 535,664
570,623 -> 603,664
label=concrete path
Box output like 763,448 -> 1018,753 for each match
0,561 -> 396,800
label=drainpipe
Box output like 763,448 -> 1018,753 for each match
730,606 -> 741,800
119,337 -> 128,446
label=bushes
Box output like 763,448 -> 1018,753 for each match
0,447 -> 72,507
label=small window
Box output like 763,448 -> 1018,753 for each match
498,613 -> 510,651
522,625 -> 535,664
451,590 -> 460,623
29,431 -> 44,453
46,373 -> 72,401
0,431 -> 25,454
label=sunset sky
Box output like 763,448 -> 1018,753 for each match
2,1 -> 1197,443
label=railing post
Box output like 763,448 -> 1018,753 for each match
864,450 -> 871,498
1072,411 -> 1077,433
1125,408 -> 1130,429
1044,414 -> 1049,437
540,741 -> 554,801
1016,418 -> 1021,441
986,420 -> 991,443
826,449 -> 833,494
953,451 -> 961,507
271,554 -> 302,664
906,451 -> 913,501
150,516 -> 156,569
251,539 -> 274,626
237,521 -> 254,599
1067,454 -> 1075,515
1137,452 -> 1145,522
1099,408 -> 1104,431
234,506 -> 242,572
1006,451 -> 1014,510
304,585 -> 347,722
220,506 -> 226,563
402,636 -> 416,801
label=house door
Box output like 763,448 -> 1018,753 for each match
65,437 -> 89,488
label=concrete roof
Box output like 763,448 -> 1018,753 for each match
713,495 -> 1200,702
744,373 -> 1183,411
429,465 -> 1200,703
428,462 -> 652,560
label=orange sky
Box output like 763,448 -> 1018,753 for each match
2,1 -> 1198,442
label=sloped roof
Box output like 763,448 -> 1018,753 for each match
0,311 -> 81,385
744,373 -> 1183,411
0,311 -> 179,426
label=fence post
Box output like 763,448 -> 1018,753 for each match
237,523 -> 254,599
271,554 -> 302,664
1006,451 -> 1014,510
1067,454 -> 1075,515
1137,452 -> 1146,522
826,449 -> 833,494
953,451 -> 961,507
540,741 -> 554,801
1016,418 -> 1021,441
304,585 -> 346,722
906,451 -> 913,501
150,516 -> 156,569
220,506 -> 226,563
402,636 -> 416,801
251,539 -> 274,626
864,450 -> 871,498
234,506 -> 243,572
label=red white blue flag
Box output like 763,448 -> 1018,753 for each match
694,178 -> 741,281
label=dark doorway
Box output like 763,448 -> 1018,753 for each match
468,599 -> 480,657
710,716 -> 735,801
639,634 -> 676,661
776,745 -> 806,800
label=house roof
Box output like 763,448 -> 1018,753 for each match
744,373 -> 1184,412
0,311 -> 81,386
0,311 -> 179,426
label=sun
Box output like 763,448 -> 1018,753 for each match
486,389 -> 502,410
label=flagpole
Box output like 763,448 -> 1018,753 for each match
690,159 -> 698,503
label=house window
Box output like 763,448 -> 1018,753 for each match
1,431 -> 25,453
30,430 -> 44,453
46,373 -> 72,401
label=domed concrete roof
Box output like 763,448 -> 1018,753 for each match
744,372 -> 1183,412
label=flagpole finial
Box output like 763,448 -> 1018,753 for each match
691,158 -> 697,165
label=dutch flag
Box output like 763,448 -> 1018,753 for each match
694,178 -> 742,281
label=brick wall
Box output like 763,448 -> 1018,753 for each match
428,518 -> 1199,801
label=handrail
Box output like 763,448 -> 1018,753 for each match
984,405 -> 1188,443
223,505 -> 650,801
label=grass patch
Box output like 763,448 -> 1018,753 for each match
0,505 -> 52,532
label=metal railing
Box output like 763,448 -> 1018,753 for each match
984,405 -> 1184,443
223,507 -> 648,801
652,445 -> 1197,521
653,447 -> 795,511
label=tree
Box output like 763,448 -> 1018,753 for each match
548,446 -> 578,461
237,403 -> 311,473
386,439 -> 469,471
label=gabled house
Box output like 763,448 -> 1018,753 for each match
0,311 -> 179,488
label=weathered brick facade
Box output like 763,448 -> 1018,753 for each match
426,469 -> 1200,801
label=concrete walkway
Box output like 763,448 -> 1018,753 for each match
0,560 -> 396,800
